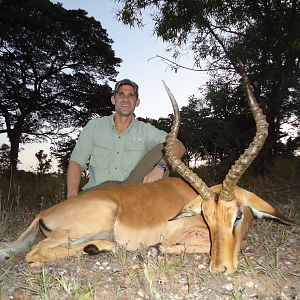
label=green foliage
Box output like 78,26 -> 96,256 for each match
117,0 -> 300,166
179,79 -> 258,166
0,0 -> 121,172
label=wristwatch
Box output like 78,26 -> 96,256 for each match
157,161 -> 168,171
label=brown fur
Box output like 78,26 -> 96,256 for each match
0,177 -> 289,274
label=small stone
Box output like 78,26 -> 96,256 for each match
147,246 -> 159,258
197,264 -> 206,269
131,263 -> 140,270
137,289 -> 145,298
223,283 -> 234,291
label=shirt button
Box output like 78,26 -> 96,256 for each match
117,152 -> 119,154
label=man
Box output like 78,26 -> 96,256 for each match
67,79 -> 186,198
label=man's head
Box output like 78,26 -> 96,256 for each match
113,79 -> 139,97
111,79 -> 140,117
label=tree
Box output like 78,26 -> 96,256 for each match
51,138 -> 76,174
179,80 -> 258,166
35,149 -> 52,175
0,143 -> 11,172
0,0 -> 121,173
117,0 -> 300,164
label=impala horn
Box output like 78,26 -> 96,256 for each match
163,80 -> 215,202
219,64 -> 269,202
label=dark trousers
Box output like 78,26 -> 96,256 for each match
88,143 -> 169,189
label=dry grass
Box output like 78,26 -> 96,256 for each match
0,158 -> 299,299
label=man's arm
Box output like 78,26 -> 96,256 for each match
163,140 -> 186,165
143,141 -> 186,183
67,160 -> 83,198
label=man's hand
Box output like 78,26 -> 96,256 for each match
143,166 -> 165,183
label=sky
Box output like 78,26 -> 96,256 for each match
52,0 -> 209,119
1,0 -> 208,171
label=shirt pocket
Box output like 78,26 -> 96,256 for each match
90,144 -> 111,170
123,142 -> 146,172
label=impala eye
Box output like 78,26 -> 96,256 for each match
234,211 -> 243,224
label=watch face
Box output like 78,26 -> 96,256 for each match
158,161 -> 167,171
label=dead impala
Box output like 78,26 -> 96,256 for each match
0,66 -> 291,274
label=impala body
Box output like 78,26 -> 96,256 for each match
0,66 -> 291,274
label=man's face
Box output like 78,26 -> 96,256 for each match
111,84 -> 140,116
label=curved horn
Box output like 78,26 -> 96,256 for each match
219,64 -> 269,202
163,80 -> 215,202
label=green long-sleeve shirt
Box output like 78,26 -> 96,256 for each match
70,114 -> 167,190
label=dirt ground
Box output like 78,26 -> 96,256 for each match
0,185 -> 299,300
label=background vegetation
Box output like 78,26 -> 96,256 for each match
0,0 -> 299,198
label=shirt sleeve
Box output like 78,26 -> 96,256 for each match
143,123 -> 168,150
70,120 -> 95,169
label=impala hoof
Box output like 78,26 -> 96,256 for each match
0,244 -> 14,261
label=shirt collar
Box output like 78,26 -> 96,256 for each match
110,113 -> 136,132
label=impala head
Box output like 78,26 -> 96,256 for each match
163,64 -> 271,274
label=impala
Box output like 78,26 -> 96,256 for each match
0,65 -> 291,274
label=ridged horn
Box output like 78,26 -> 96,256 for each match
163,80 -> 215,202
219,64 -> 269,202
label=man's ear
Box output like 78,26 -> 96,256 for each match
169,196 -> 203,221
111,96 -> 116,105
135,98 -> 140,107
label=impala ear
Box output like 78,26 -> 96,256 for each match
234,187 -> 293,225
169,196 -> 203,221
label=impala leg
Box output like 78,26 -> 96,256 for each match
160,216 -> 210,254
160,223 -> 211,254
159,243 -> 210,254
26,237 -> 116,263
159,230 -> 210,254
